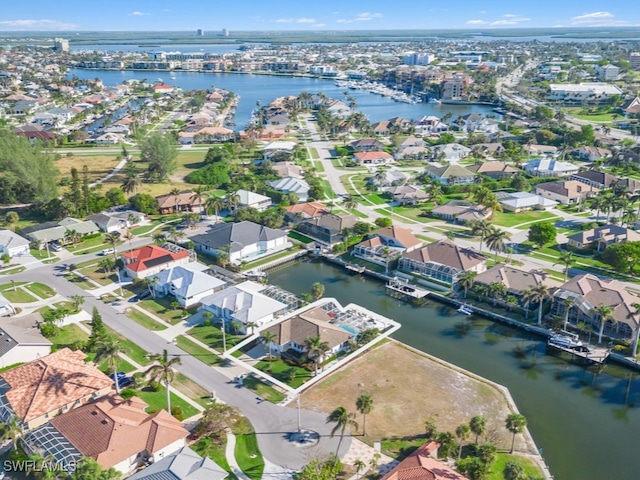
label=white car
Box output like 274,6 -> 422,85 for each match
101,248 -> 115,255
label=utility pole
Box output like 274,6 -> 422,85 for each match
296,393 -> 302,433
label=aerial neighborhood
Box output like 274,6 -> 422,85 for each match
2,21 -> 640,480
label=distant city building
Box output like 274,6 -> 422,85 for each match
197,29 -> 204,37
630,52 -> 640,71
53,38 -> 69,53
595,64 -> 620,81
548,82 -> 623,102
403,52 -> 435,65
222,28 -> 230,36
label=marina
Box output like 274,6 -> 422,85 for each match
385,277 -> 430,301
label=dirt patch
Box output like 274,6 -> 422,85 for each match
300,341 -> 530,452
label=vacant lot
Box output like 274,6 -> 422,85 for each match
55,154 -> 122,188
300,341 -> 533,453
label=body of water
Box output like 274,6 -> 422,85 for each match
67,68 -> 496,129
268,260 -> 640,480
70,43 -> 242,54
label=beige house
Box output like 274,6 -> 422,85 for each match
567,225 -> 640,251
473,264 -> 561,303
535,180 -> 599,205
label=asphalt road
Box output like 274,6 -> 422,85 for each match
11,244 -> 348,470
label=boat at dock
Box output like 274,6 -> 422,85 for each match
548,331 -> 583,350
457,304 -> 474,315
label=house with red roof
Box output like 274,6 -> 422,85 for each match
121,244 -> 194,279
354,151 -> 395,166
381,441 -> 470,480
154,83 -> 175,94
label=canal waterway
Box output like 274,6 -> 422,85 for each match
67,68 -> 496,128
269,259 -> 640,480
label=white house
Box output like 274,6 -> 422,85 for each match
268,177 -> 310,202
151,263 -> 226,308
262,141 -> 297,161
199,281 -> 287,333
524,158 -> 580,177
236,190 -> 272,212
429,143 -> 471,162
0,229 -> 30,258
0,313 -> 52,368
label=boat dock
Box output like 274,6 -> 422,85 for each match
345,264 -> 366,274
386,277 -> 430,301
546,342 -> 610,364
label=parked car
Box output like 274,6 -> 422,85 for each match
116,376 -> 133,388
109,372 -> 127,381
49,242 -> 63,252
101,248 -> 115,255
129,291 -> 151,303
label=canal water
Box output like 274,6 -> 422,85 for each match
269,259 -> 640,480
67,68 -> 496,128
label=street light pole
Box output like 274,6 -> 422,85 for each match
116,266 -> 124,296
296,393 -> 301,433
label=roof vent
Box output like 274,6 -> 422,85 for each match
91,410 -> 98,416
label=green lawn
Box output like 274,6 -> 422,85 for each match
361,193 -> 390,205
235,431 -> 264,480
487,453 -> 544,480
29,248 -> 50,260
130,219 -> 168,235
103,325 -> 151,366
24,282 -> 56,299
0,287 -> 37,303
381,437 -> 427,460
0,266 -> 25,275
49,324 -> 89,350
254,359 -> 311,388
192,439 -> 232,474
491,210 -> 558,228
66,235 -> 110,253
309,147 -> 319,159
240,248 -> 298,271
64,273 -> 97,291
138,297 -> 193,325
242,374 -> 286,403
77,263 -> 118,287
321,179 -> 337,199
0,281 -> 27,291
176,336 -> 223,366
126,308 -> 168,331
288,231 -> 314,244
188,325 -> 244,352
135,386 -> 199,419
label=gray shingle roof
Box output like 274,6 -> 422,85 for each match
191,221 -> 286,254
128,446 -> 227,480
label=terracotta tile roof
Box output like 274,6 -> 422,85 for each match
155,191 -> 203,210
404,239 -> 486,270
50,393 -> 187,470
354,151 -> 393,161
381,441 -> 470,480
467,161 -> 519,174
0,348 -> 112,423
284,201 -> 328,218
376,226 -> 422,249
122,245 -> 189,273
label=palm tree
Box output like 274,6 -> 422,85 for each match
99,257 -> 115,275
145,349 -> 182,413
205,194 -> 225,223
326,406 -> 358,457
354,459 -> 366,480
342,195 -> 359,211
555,251 -> 574,282
94,337 -> 126,394
469,415 -> 487,444
505,413 -> 527,453
64,229 -> 81,248
70,294 -> 85,313
455,423 -> 471,459
522,284 -> 551,325
593,302 -> 615,344
489,282 -> 507,306
260,331 -> 277,361
629,303 -> 640,358
0,417 -> 23,450
563,297 -> 574,331
190,187 -> 207,219
225,191 -> 241,213
121,174 -> 141,196
457,271 -> 477,299
356,393 -> 374,437
103,232 -> 119,260
485,227 -> 511,263
304,335 -> 329,376
245,321 -> 258,335
122,229 -> 135,253
170,187 -> 182,214
470,219 -> 491,253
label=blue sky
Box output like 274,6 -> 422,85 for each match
0,1 -> 637,31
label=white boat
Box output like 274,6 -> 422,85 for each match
548,331 -> 583,349
428,98 -> 441,104
457,304 -> 473,315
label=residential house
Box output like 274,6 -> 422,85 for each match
23,393 -> 187,475
394,145 -> 429,160
0,229 -> 30,257
350,138 -> 385,151
156,191 -> 204,215
284,202 -> 329,223
371,120 -> 391,136
524,158 -> 579,177
295,214 -> 357,245
570,146 -> 612,162
236,189 -> 272,212
353,226 -> 422,266
552,274 -> 640,340
429,143 -> 471,162
431,201 -> 492,224
467,161 -> 520,179
95,132 -> 125,144
414,115 -> 448,136
87,210 -> 144,233
151,263 -> 226,307
621,95 -> 640,115
387,185 -> 429,205
354,151 -> 394,166
399,239 -> 487,285
262,141 -> 297,161
199,281 -> 287,333
272,161 -> 304,179
370,170 -> 410,187
568,170 -> 640,194
381,441 -> 470,480
535,180 -> 599,205
263,305 -> 353,356
0,313 -> 52,368
473,264 -> 561,304
525,144 -> 558,157
425,164 -> 477,185
268,176 -> 310,202
191,221 -> 289,263
325,99 -> 350,117
127,446 -> 227,480
471,143 -> 505,159
0,348 -> 113,429
193,126 -> 235,143
14,124 -> 55,142
497,191 -> 558,213
567,224 -> 640,251
0,293 -> 16,318
121,244 -> 194,280
459,113 -> 499,134
19,218 -> 100,245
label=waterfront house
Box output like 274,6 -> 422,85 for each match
191,221 -> 289,264
0,229 -> 30,257
387,185 -> 429,205
354,151 -> 395,166
424,164 -> 477,185
350,138 -> 385,152
566,224 -> 640,252
381,441 -> 470,480
353,226 -> 422,267
0,313 -> 51,368
568,170 -> 640,194
497,191 -> 558,213
268,176 -> 310,202
428,143 -> 471,162
399,239 -> 487,285
127,446 -> 227,480
295,214 -> 357,245
236,189 -> 272,212
552,274 -> 640,340
371,120 -> 391,136
524,158 -> 579,177
156,191 -> 204,215
430,201 -> 492,224
193,126 -> 235,143
284,202 -> 329,223
0,348 -> 112,430
534,180 -> 599,205
121,244 -> 194,280
467,161 -> 520,179
22,393 -> 187,476
473,264 -> 561,304
151,263 -> 226,308
199,281 -> 287,333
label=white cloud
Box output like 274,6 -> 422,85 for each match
312,23 -> 326,28
490,14 -> 530,26
355,12 -> 383,21
336,19 -> 351,24
466,19 -> 489,25
276,17 -> 316,24
503,13 -> 519,18
276,18 -> 294,23
296,18 -> 316,23
129,11 -> 148,16
478,10 -> 488,14
0,19 -> 77,30
571,11 -> 625,26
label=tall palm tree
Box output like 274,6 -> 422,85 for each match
304,335 -> 329,376
470,219 -> 491,253
190,187 -> 207,219
103,232 -> 119,260
260,331 -> 277,361
485,227 -> 511,263
121,174 -> 141,196
225,191 -> 240,213
356,393 -> 374,437
455,423 -> 471,459
64,229 -> 80,248
457,271 -> 477,299
489,282 -> 507,306
205,193 -> 225,223
145,349 -> 182,413
0,417 -> 23,450
563,297 -> 574,331
555,251 -> 574,282
326,406 -> 358,457
469,415 -> 487,444
522,284 -> 551,325
170,187 -> 182,215
70,294 -> 85,312
354,459 -> 366,480
342,195 -> 359,211
505,413 -> 527,454
122,229 -> 135,253
629,303 -> 640,358
593,302 -> 615,344
94,337 -> 126,394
